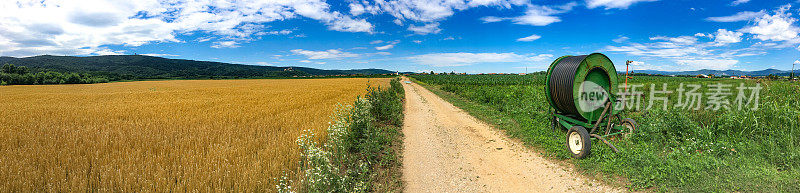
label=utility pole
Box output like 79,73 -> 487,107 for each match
792,60 -> 796,81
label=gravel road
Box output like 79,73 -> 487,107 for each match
401,78 -> 621,193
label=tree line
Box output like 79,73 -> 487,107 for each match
1,64 -> 109,85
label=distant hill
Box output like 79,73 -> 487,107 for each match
631,69 -> 793,76
0,55 -> 396,80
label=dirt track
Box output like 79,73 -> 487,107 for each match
400,78 -> 620,193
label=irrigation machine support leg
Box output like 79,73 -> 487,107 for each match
604,111 -> 614,136
590,134 -> 619,153
551,112 -> 557,139
590,102 -> 612,134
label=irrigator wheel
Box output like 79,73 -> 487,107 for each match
566,126 -> 591,159
621,118 -> 637,138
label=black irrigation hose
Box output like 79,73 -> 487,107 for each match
548,55 -> 587,116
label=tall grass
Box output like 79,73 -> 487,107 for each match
0,78 -> 389,192
281,79 -> 405,192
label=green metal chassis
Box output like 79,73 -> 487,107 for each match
552,97 -> 629,153
553,113 -> 627,138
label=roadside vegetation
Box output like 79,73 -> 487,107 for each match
409,74 -> 799,192
280,78 -> 405,193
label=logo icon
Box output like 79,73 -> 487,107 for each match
578,81 -> 609,112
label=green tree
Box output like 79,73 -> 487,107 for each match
1,63 -> 15,74
1,64 -> 30,74
16,66 -> 29,74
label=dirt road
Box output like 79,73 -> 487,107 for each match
401,78 -> 620,193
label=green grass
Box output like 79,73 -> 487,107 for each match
409,74 -> 800,192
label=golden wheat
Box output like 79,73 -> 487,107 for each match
0,78 -> 389,192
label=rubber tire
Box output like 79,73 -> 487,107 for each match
621,118 -> 637,138
566,126 -> 592,159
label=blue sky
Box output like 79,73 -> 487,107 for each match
1,0 -> 799,73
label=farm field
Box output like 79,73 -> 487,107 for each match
0,78 -> 389,192
409,74 -> 800,192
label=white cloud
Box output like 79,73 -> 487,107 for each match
393,19 -> 404,25
212,41 -> 240,48
141,53 -> 179,57
443,37 -> 455,40
481,16 -> 504,23
299,60 -> 312,63
94,48 -> 126,55
649,36 -> 698,45
586,0 -> 658,9
258,30 -> 293,36
197,37 -> 214,42
794,60 -> 800,65
356,0 -> 530,30
376,44 -> 395,50
713,29 -> 743,45
366,0 -> 528,23
408,23 -> 442,35
607,5 -> 800,71
739,5 -> 800,43
370,40 -> 384,44
676,59 -> 738,70
731,0 -> 750,6
624,60 -> 672,71
605,33 -> 755,71
477,2 -> 576,26
349,3 -> 366,16
706,11 -> 766,22
0,0 -> 373,56
613,36 -> 630,43
408,52 -> 550,67
607,43 -> 705,58
326,16 -> 374,33
291,49 -> 359,59
349,2 -> 379,16
606,34 -> 728,70
694,33 -> 712,38
719,47 -> 766,58
517,34 -> 541,42
467,0 -> 527,7
511,3 -> 576,26
375,40 -> 400,50
529,54 -> 554,62
413,40 -> 422,44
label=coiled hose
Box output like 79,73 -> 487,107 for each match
548,55 -> 587,116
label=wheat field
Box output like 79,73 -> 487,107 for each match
0,78 -> 389,192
